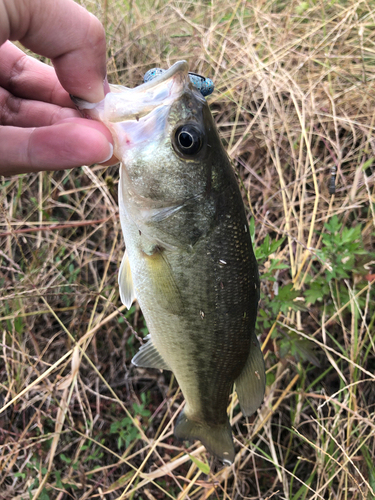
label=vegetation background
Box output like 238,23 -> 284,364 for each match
1,0 -> 375,498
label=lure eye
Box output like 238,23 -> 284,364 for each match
174,125 -> 203,156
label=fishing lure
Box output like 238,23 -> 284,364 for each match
144,67 -> 214,97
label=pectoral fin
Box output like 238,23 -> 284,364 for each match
142,246 -> 184,315
235,334 -> 266,417
132,335 -> 170,371
140,204 -> 184,224
118,250 -> 136,309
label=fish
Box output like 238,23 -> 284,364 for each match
72,61 -> 265,465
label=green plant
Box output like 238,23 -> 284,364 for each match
250,219 -> 292,322
26,460 -> 50,500
305,215 -> 371,310
251,219 -> 301,324
251,221 -> 319,366
110,394 -> 151,450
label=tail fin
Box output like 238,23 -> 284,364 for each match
174,410 -> 234,465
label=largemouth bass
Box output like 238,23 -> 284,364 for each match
73,61 -> 265,464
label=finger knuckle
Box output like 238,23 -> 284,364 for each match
0,92 -> 22,126
87,14 -> 106,52
8,53 -> 29,94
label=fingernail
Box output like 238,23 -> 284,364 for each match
98,142 -> 114,164
103,76 -> 110,95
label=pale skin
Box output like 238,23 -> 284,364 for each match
0,0 -> 117,176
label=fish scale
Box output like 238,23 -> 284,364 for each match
72,60 -> 265,465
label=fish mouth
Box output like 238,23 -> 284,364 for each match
72,60 -> 191,123
103,60 -> 191,123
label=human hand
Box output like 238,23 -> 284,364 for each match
0,0 -> 117,176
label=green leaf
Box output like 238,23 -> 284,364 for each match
59,453 -> 71,464
362,158 -> 374,171
110,422 -> 120,433
279,331 -> 320,366
269,237 -> 285,254
189,455 -> 210,474
361,445 -> 375,499
140,326 -> 149,336
133,403 -> 151,417
295,1 -> 309,15
272,284 -> 303,314
54,471 -> 63,489
292,338 -> 320,367
305,283 -> 325,304
266,372 -> 275,385
369,467 -> 375,500
268,259 -> 289,273
14,472 -> 26,479
40,489 -> 50,500
324,215 -> 341,234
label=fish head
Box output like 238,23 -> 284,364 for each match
72,61 -> 227,204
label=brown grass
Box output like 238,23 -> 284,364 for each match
1,0 -> 375,499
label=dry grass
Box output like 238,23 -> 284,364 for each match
1,0 -> 375,498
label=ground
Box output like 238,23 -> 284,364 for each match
1,0 -> 375,499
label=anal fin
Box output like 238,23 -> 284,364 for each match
235,333 -> 266,417
132,335 -> 171,371
118,249 -> 136,309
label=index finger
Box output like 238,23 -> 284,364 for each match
1,0 -> 108,102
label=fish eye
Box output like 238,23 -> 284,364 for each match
174,125 -> 203,156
